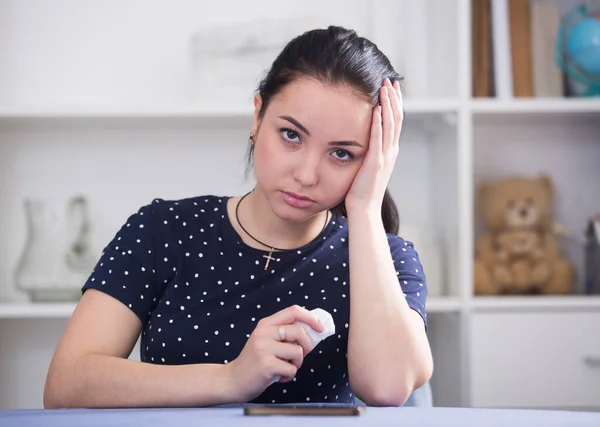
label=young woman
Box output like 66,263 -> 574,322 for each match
44,25 -> 433,409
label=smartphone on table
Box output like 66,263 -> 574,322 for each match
243,404 -> 366,416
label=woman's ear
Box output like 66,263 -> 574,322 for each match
252,93 -> 263,136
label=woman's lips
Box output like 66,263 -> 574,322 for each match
281,191 -> 315,208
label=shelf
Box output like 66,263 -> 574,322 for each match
0,105 -> 252,121
0,105 -> 253,128
0,99 -> 460,127
426,296 -> 462,313
403,99 -> 459,114
6,98 -> 598,127
470,98 -> 600,127
0,302 -> 77,319
470,98 -> 600,114
471,295 -> 600,312
0,296 -> 462,319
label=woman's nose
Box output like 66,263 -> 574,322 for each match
293,155 -> 319,187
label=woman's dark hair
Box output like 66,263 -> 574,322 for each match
246,25 -> 402,235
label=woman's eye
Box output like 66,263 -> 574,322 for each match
281,129 -> 300,143
331,149 -> 353,162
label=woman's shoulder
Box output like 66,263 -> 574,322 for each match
386,232 -> 416,253
148,194 -> 230,211
139,194 -> 232,221
112,194 -> 232,245
385,233 -> 424,268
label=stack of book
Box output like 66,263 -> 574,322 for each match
472,0 -> 569,98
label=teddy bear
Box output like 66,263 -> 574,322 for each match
473,173 -> 575,295
492,228 -> 550,294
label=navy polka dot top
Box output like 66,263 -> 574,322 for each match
82,195 -> 428,404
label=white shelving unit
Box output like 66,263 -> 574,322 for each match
0,297 -> 466,320
0,0 -> 599,412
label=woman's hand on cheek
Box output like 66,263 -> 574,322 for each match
345,78 -> 403,216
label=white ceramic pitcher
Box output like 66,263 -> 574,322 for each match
14,195 -> 97,302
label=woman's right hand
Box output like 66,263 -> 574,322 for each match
225,305 -> 324,403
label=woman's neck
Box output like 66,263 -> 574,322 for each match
228,188 -> 329,252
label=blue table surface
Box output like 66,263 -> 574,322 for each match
1,404 -> 599,427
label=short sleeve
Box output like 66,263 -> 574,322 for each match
388,235 -> 428,329
81,202 -> 158,325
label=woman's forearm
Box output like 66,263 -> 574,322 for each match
347,210 -> 433,406
44,353 -> 233,409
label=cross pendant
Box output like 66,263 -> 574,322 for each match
263,248 -> 276,271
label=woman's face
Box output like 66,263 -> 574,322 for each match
251,78 -> 373,223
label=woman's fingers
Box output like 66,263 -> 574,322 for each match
261,305 -> 323,334
392,80 -> 404,145
273,342 -> 305,371
271,356 -> 299,383
380,82 -> 394,154
271,342 -> 304,383
273,324 -> 314,356
368,103 -> 383,162
386,79 -> 403,144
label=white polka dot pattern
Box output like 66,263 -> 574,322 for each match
82,195 -> 428,404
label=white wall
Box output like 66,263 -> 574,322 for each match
0,0 -> 457,108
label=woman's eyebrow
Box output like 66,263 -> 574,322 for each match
328,140 -> 363,148
279,115 -> 363,148
279,115 -> 310,136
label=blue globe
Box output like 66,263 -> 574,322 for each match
566,16 -> 600,75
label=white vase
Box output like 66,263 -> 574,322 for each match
14,196 -> 97,302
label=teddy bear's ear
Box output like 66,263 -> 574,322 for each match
538,172 -> 555,196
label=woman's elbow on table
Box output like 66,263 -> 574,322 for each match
43,367 -> 68,409
43,391 -> 61,410
355,382 -> 413,407
354,356 -> 434,407
43,355 -> 86,410
416,350 -> 435,387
